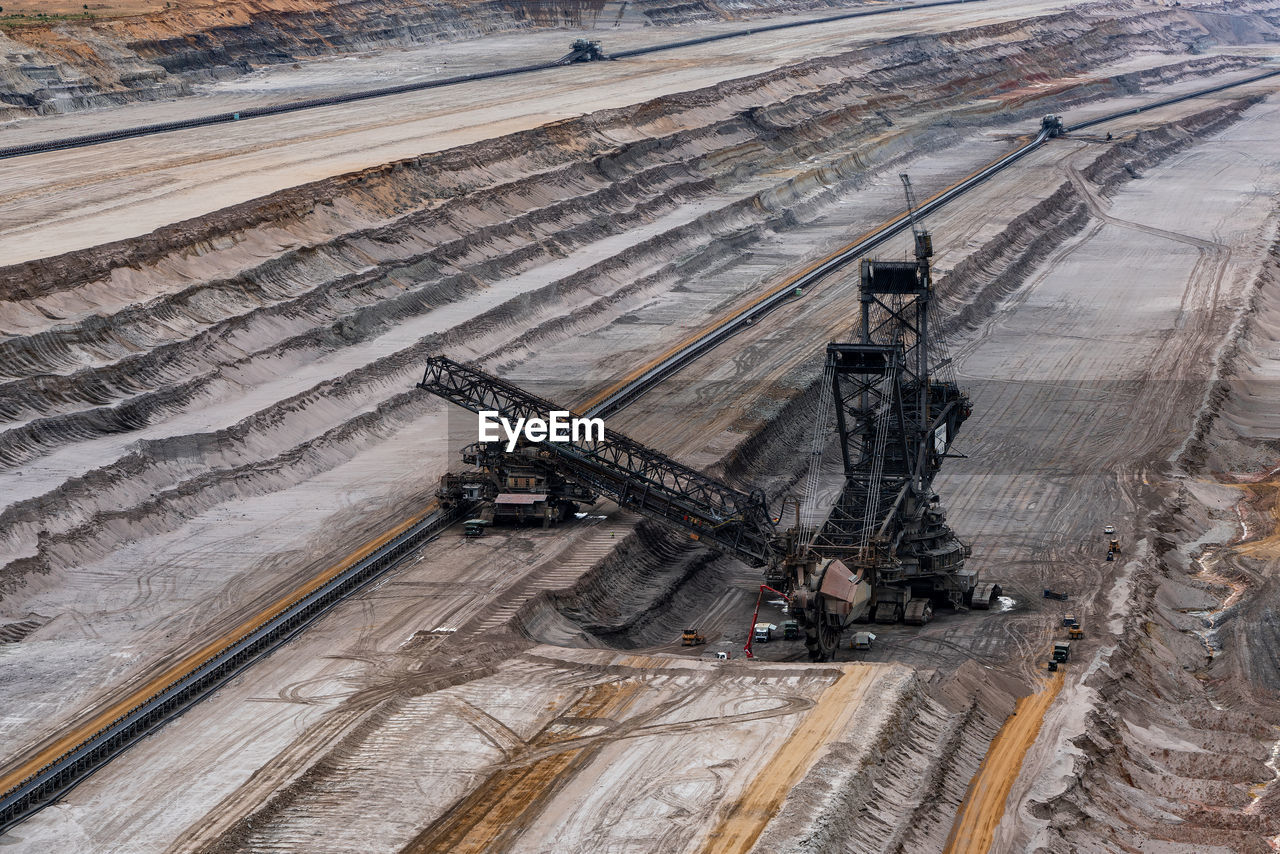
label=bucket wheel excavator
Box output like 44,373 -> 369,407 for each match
783,175 -> 996,660
416,175 -> 993,661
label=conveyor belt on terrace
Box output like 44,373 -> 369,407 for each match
2,71 -> 1277,832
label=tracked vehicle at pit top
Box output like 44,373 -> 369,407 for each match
417,175 -> 995,661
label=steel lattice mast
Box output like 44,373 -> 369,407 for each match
802,174 -> 975,626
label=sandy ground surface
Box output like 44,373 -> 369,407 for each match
0,0 -> 952,126
0,0 -> 1093,265
943,671 -> 1064,853
2,0 -> 1280,850
6,86 -> 1277,851
9,2 -> 1255,777
976,93 -> 1280,851
4,1 -> 167,14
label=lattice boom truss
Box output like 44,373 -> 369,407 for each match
418,356 -> 778,565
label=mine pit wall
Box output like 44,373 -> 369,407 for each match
0,4 -> 1097,764
510,95 -> 1271,850
0,16 -> 1259,778
0,0 -> 875,118
0,26 -> 1257,317
1183,244 -> 1280,478
0,3 -> 1274,829
1034,488 -> 1280,849
0,10 -> 1257,605
1037,254 -> 1280,851
1206,247 -> 1280,697
6,3 -> 1263,300
511,523 -> 725,648
1011,153 -> 1280,850
0,0 -> 1274,120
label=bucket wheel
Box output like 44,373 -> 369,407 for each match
804,620 -> 841,662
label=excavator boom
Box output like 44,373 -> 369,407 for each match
417,356 -> 778,566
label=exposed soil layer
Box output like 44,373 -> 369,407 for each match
1023,248 -> 1280,853
4,6 -> 1264,613
962,94 -> 1280,851
6,3 -> 1269,297
2,0 -> 1280,850
0,0 -> 896,118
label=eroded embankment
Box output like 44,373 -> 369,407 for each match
0,8 -> 1256,608
0,0 -> 1276,120
0,4 -> 1186,772
511,95 -> 1270,852
171,95 -> 1277,851
1026,195 -> 1280,849
5,4 -> 1260,302
0,0 -> 886,118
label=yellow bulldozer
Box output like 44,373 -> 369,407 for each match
681,628 -> 706,646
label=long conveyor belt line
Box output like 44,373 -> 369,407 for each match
0,0 -> 988,162
580,68 -> 1280,419
1,71 -> 1277,833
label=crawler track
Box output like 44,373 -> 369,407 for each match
1,71 -> 1277,834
